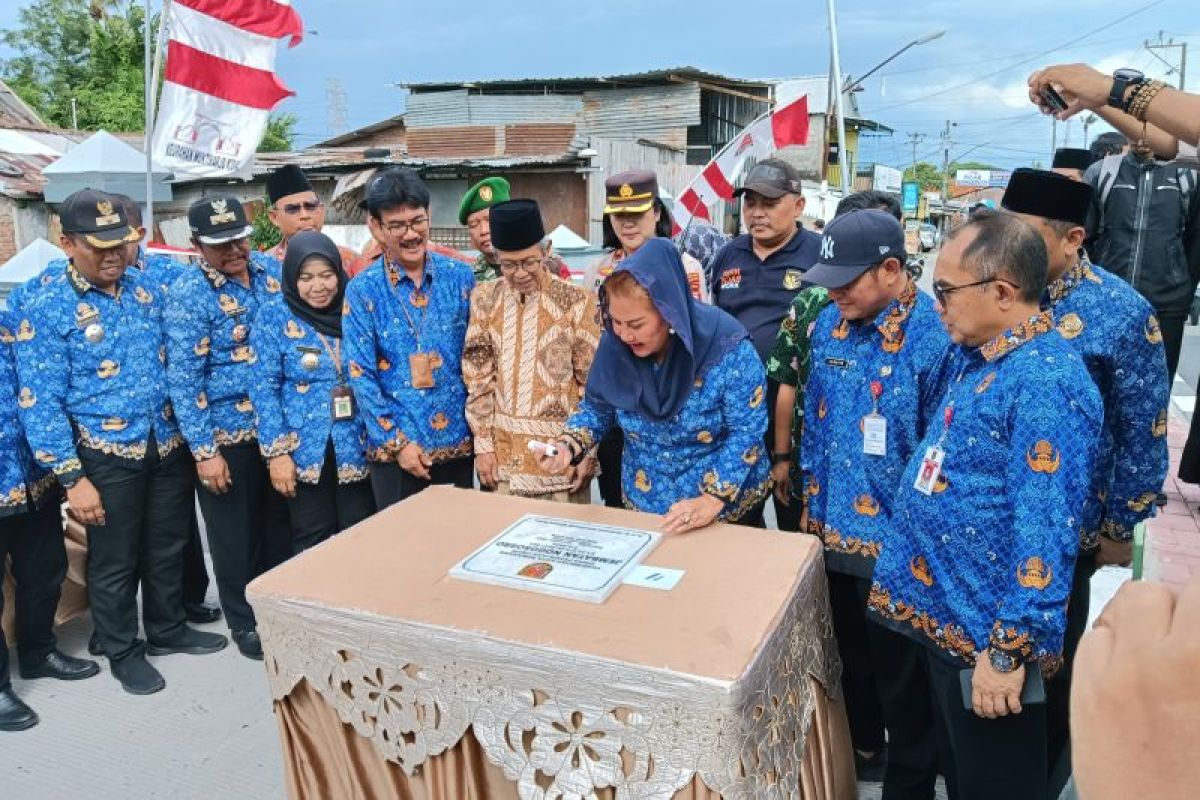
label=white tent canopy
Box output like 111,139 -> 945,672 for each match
547,224 -> 591,252
42,130 -> 172,204
0,237 -> 64,286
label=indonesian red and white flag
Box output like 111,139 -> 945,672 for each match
152,0 -> 303,178
674,95 -> 810,233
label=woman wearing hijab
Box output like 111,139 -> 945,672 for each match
537,239 -> 771,532
250,231 -> 376,553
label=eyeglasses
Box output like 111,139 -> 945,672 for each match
380,216 -> 429,236
277,200 -> 323,215
932,277 -> 1021,305
498,256 -> 544,273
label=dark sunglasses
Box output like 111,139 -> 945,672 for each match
932,277 -> 1021,305
277,200 -> 323,215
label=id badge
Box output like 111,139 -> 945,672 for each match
409,352 -> 435,389
331,385 -> 356,421
863,413 -> 887,456
914,446 -> 945,496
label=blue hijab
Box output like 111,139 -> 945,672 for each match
586,238 -> 749,421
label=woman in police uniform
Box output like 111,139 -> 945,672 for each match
249,231 -> 376,553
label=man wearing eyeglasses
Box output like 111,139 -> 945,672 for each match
798,209 -> 950,796
344,167 -> 477,508
867,212 -> 1102,800
462,199 -> 600,501
1001,168 -> 1169,786
165,195 -> 292,662
262,165 -> 363,273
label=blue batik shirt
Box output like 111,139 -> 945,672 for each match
800,283 -> 951,577
7,258 -> 67,313
1045,257 -> 1170,547
249,298 -> 369,484
14,263 -> 184,485
868,312 -> 1102,671
0,310 -> 57,517
343,253 -> 475,463
165,256 -> 283,460
564,338 -> 772,520
9,247 -> 183,313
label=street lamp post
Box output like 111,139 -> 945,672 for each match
825,13 -> 946,195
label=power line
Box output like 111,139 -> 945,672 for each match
870,0 -> 1167,113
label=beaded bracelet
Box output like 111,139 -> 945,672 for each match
1128,80 -> 1167,122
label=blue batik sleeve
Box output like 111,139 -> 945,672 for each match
563,395 -> 615,453
703,340 -> 769,504
249,302 -> 296,460
165,279 -> 219,459
13,304 -> 83,483
343,278 -> 409,456
992,375 -> 1100,665
1101,309 -> 1170,540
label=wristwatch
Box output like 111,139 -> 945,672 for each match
988,647 -> 1019,674
1108,68 -> 1145,111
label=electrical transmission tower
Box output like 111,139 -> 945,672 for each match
326,78 -> 348,136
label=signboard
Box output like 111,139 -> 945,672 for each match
901,181 -> 921,215
450,515 -> 660,603
872,164 -> 903,194
954,169 -> 1012,188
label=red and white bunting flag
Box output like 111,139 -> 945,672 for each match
673,95 -> 810,234
152,0 -> 303,178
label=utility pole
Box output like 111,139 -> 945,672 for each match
71,98 -> 78,129
1051,117 -> 1058,163
906,132 -> 926,176
940,121 -> 956,233
1083,114 -> 1097,149
1146,32 -> 1188,90
325,78 -> 348,136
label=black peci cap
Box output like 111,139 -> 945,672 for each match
489,199 -> 546,252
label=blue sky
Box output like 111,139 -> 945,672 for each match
3,0 -> 1198,169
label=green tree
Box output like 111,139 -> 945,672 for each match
258,113 -> 297,152
250,202 -> 282,250
902,162 -> 943,191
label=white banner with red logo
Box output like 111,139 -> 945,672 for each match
151,0 -> 303,178
673,95 -> 810,233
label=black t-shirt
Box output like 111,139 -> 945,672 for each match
709,226 -> 823,362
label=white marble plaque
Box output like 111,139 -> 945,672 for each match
450,514 -> 661,603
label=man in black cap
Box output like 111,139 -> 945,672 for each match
799,209 -> 950,795
463,199 -> 600,501
1051,148 -> 1093,181
263,164 -> 362,272
165,195 -> 291,661
15,189 -> 227,695
1002,168 -> 1169,783
709,157 -> 821,530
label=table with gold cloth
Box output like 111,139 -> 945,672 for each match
249,487 -> 855,799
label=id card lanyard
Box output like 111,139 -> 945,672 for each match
914,368 -> 966,496
863,380 -> 887,456
315,332 -> 356,421
391,257 -> 437,389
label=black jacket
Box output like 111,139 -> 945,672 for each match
1085,153 -> 1200,311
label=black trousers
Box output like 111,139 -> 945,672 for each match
833,572 -> 939,798
927,650 -> 1048,800
80,442 -> 192,661
1156,306 -> 1188,385
195,442 -> 292,633
1046,551 -> 1097,789
288,441 -> 377,553
596,429 -> 624,509
369,457 -> 474,510
0,502 -> 66,689
181,467 -> 211,606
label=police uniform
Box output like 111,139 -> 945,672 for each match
869,312 -> 1102,799
15,190 -> 225,694
801,211 -> 950,794
1002,168 -> 1171,779
710,159 -> 821,529
165,196 -> 291,657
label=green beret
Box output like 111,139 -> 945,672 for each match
458,176 -> 511,225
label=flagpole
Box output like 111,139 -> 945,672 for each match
144,0 -> 169,242
825,0 -> 852,193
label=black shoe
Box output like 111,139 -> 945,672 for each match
854,746 -> 887,784
110,653 -> 165,695
231,629 -> 263,661
19,649 -> 101,681
0,687 -> 38,732
147,627 -> 228,656
87,633 -> 102,657
184,602 -> 222,624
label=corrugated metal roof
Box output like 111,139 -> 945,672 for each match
407,125 -> 499,158
0,79 -> 46,129
503,123 -> 576,156
315,114 -> 405,147
581,83 -> 698,146
0,151 -> 55,199
404,66 -> 773,93
406,91 -> 583,128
